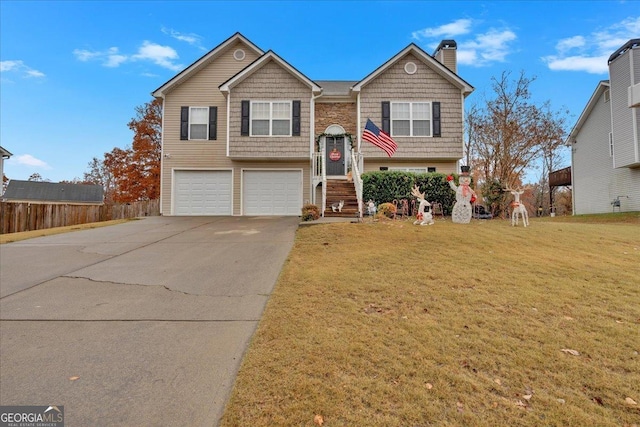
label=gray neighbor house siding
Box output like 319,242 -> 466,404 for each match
569,39 -> 640,214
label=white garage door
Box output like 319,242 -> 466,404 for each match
243,170 -> 302,216
174,170 -> 232,215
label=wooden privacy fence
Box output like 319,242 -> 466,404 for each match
0,200 -> 160,234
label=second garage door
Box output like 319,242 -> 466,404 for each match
243,170 -> 302,216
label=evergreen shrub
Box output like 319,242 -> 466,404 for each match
362,171 -> 457,216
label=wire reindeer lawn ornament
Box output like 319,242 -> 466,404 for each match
411,185 -> 434,226
505,187 -> 529,227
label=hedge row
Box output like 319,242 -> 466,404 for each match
362,171 -> 458,215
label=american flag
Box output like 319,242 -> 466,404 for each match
362,118 -> 398,157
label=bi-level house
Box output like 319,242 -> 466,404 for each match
152,33 -> 473,217
568,39 -> 640,214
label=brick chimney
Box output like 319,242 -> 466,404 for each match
433,40 -> 457,73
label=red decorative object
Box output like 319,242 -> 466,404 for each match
329,149 -> 341,161
471,195 -> 477,203
446,175 -> 453,182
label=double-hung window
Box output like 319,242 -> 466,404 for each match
189,107 -> 209,140
391,102 -> 431,137
251,101 -> 291,136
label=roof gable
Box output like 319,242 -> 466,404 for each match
152,32 -> 264,97
219,50 -> 321,93
567,80 -> 610,144
0,146 -> 12,158
3,180 -> 104,203
351,43 -> 473,96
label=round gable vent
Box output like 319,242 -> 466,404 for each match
233,49 -> 246,61
404,61 -> 417,75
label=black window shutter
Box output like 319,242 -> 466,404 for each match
208,106 -> 217,140
381,101 -> 391,133
432,102 -> 441,137
180,107 -> 189,140
241,101 -> 250,136
292,100 -> 301,136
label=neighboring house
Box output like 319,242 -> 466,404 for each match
152,32 -> 473,216
2,180 -> 104,205
568,39 -> 640,214
0,146 -> 11,192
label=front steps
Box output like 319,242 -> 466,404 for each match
324,179 -> 359,218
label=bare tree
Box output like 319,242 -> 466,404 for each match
467,70 -> 568,216
28,173 -> 47,182
84,156 -> 116,202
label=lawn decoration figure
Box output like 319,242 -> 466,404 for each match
411,185 -> 434,226
447,166 -> 477,224
506,187 -> 529,227
331,200 -> 345,213
366,199 -> 377,220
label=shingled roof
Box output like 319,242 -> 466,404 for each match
2,180 -> 104,204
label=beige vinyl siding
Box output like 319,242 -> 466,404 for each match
228,60 -> 312,158
359,53 -> 463,160
362,160 -> 457,175
160,41 -> 260,215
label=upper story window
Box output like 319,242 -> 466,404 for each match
180,106 -> 217,141
251,101 -> 291,136
189,107 -> 209,140
391,102 -> 432,137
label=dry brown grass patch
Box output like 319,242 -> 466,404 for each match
0,219 -> 132,244
222,216 -> 640,426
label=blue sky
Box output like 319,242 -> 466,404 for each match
1,1 -> 638,183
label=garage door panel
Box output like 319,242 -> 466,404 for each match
243,171 -> 301,216
174,171 -> 232,215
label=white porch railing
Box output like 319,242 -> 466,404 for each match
312,152 -> 327,216
313,150 -> 362,218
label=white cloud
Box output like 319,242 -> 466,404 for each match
73,47 -> 128,67
132,41 -> 182,71
412,19 -> 517,67
161,27 -> 203,47
73,41 -> 182,71
0,60 -> 46,78
412,19 -> 473,40
466,29 -> 517,64
451,29 -> 517,67
543,54 -> 610,74
542,16 -> 640,74
15,154 -> 51,169
556,36 -> 585,53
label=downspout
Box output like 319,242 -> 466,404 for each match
310,91 -> 323,211
570,139 -> 576,215
630,47 -> 639,164
157,94 -> 166,215
356,92 -> 361,152
226,92 -> 231,158
460,92 -> 465,172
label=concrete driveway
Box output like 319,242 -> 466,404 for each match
0,216 -> 299,426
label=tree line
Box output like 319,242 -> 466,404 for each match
83,98 -> 162,203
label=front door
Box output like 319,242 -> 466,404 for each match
325,136 -> 345,176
